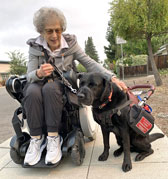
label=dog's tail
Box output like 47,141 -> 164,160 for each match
149,133 -> 164,143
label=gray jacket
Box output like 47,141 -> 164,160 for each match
26,33 -> 114,83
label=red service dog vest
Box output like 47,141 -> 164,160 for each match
129,104 -> 155,136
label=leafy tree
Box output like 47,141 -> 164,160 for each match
104,22 -> 118,62
110,0 -> 168,86
123,39 -> 148,56
105,25 -> 168,60
151,34 -> 168,53
85,37 -> 100,62
7,50 -> 27,75
104,22 -> 121,74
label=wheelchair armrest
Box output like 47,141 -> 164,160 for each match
18,75 -> 27,89
6,75 -> 27,102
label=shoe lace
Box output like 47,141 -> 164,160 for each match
47,137 -> 59,152
27,138 -> 40,154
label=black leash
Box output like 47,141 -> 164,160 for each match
52,62 -> 77,94
42,47 -> 77,94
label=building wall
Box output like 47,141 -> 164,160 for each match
0,63 -> 10,73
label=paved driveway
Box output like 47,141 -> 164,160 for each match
0,87 -> 19,144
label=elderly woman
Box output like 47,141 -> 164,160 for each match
24,7 -> 127,166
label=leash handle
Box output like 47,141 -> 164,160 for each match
128,84 -> 155,101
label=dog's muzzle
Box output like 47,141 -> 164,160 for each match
77,86 -> 94,105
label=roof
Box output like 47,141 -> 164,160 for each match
155,44 -> 168,55
0,61 -> 10,64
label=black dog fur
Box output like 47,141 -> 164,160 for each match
77,72 -> 164,172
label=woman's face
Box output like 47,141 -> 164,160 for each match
42,18 -> 62,51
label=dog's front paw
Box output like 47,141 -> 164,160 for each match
98,152 -> 109,161
113,147 -> 123,157
122,161 -> 132,172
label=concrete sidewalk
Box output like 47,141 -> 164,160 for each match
0,125 -> 168,179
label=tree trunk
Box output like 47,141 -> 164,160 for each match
146,36 -> 162,86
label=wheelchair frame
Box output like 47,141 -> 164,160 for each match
6,74 -> 96,168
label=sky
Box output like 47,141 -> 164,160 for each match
0,0 -> 112,62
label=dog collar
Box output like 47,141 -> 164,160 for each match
99,90 -> 113,109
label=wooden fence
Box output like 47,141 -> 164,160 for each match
119,65 -> 147,78
148,55 -> 168,70
119,55 -> 168,78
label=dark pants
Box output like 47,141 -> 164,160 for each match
23,80 -> 63,136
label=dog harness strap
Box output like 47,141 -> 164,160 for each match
99,84 -> 113,109
105,100 -> 132,118
113,100 -> 132,116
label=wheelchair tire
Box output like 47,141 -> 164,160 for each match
10,147 -> 24,164
71,131 -> 85,166
79,106 -> 97,141
88,132 -> 96,141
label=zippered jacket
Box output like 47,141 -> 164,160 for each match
26,33 -> 114,83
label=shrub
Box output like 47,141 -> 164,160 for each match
159,68 -> 168,75
0,80 -> 6,86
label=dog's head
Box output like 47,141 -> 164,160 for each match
77,72 -> 112,106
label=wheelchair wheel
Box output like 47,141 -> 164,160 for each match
71,131 -> 85,166
10,147 -> 24,164
79,106 -> 97,141
10,132 -> 31,164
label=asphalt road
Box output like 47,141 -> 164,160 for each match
0,87 -> 19,144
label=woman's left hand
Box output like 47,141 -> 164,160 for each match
111,77 -> 128,93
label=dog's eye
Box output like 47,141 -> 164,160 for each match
80,81 -> 85,86
88,82 -> 95,87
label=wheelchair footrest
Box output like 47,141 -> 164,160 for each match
22,149 -> 61,168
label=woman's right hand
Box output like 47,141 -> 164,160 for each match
36,63 -> 54,78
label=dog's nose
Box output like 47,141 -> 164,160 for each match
77,93 -> 85,99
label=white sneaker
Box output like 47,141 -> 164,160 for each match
24,135 -> 47,166
45,135 -> 63,165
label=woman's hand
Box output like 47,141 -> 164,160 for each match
111,77 -> 128,93
36,63 -> 54,78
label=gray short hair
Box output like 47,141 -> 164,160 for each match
33,7 -> 67,33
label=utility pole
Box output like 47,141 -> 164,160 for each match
116,36 -> 126,80
121,43 -> 124,80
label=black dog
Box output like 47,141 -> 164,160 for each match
77,72 -> 164,172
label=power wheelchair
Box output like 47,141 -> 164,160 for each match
5,70 -> 97,168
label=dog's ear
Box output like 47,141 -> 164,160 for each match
100,78 -> 111,102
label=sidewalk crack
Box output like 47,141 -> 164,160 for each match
86,139 -> 96,179
86,126 -> 99,179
